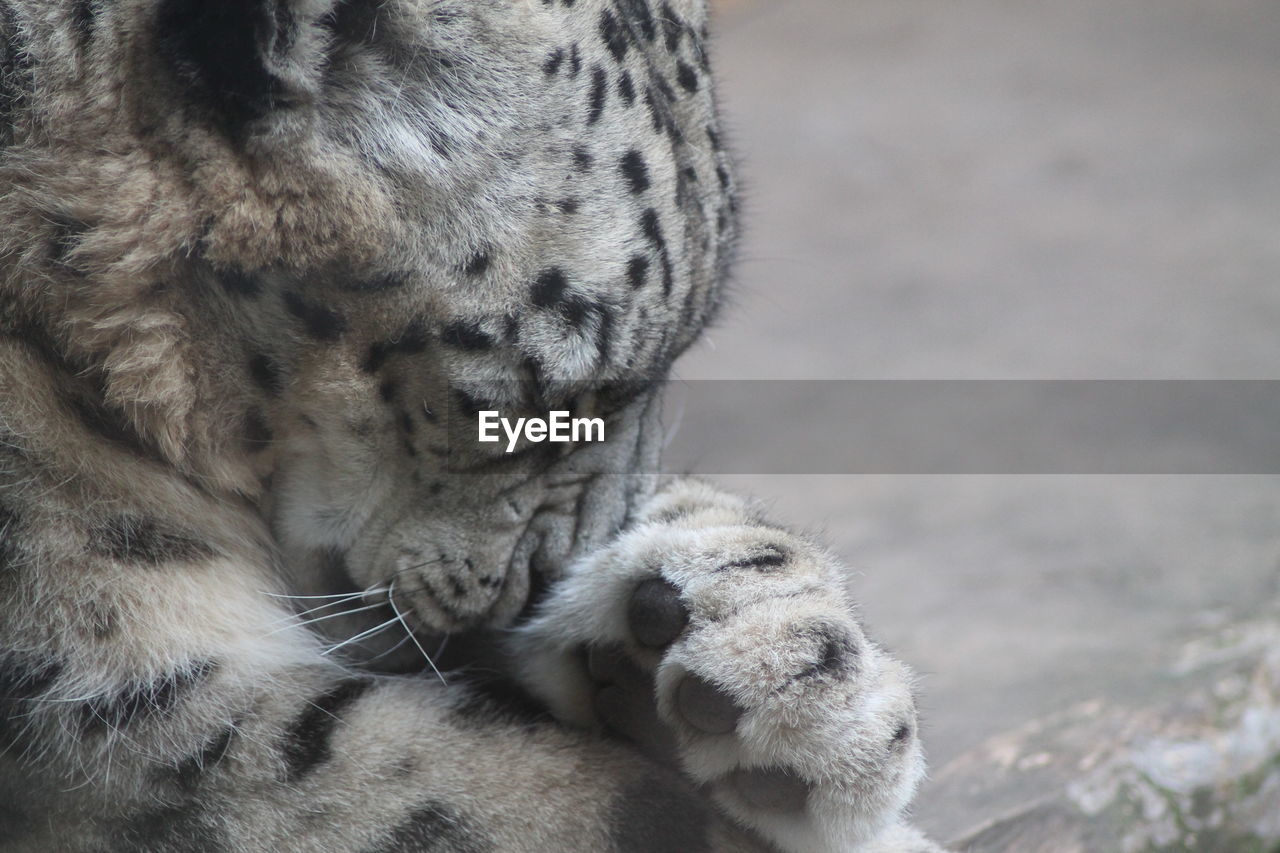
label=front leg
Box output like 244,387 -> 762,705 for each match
514,479 -> 947,853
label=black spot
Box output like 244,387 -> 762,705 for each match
503,315 -> 520,342
640,208 -> 665,249
675,61 -> 698,94
642,88 -> 663,132
370,802 -> 489,853
637,209 -> 675,297
571,145 -> 594,171
451,389 -> 487,417
362,319 -> 429,373
892,722 -> 914,746
451,676 -> 550,728
0,503 -> 18,571
82,661 -> 215,734
68,395 -> 151,456
93,515 -> 214,565
0,653 -> 61,753
116,803 -> 227,853
568,43 -> 582,77
559,294 -> 594,329
695,25 -> 711,70
175,726 -> 236,792
464,249 -> 491,276
661,3 -> 683,52
156,0 -> 298,134
283,291 -> 348,341
795,627 -> 858,680
326,0 -> 385,45
70,0 -> 97,47
0,4 -> 32,146
617,0 -> 657,42
531,268 -> 570,309
378,380 -> 398,403
341,273 -> 408,292
620,150 -> 650,195
627,255 -> 650,289
248,353 -> 283,395
716,164 -> 731,189
720,546 -> 787,571
609,774 -> 711,853
424,125 -> 453,159
217,267 -> 261,297
600,10 -> 628,62
706,126 -> 721,150
587,65 -> 608,124
542,46 -> 565,76
555,197 -> 580,215
617,70 -> 636,106
244,408 -> 273,451
653,73 -> 675,104
442,321 -> 494,352
280,676 -> 375,781
0,654 -> 62,702
49,218 -> 88,270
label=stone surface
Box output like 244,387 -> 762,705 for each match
936,610 -> 1280,851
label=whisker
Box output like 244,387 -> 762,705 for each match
262,583 -> 393,627
262,588 -> 389,601
267,601 -> 388,637
362,631 -> 414,665
264,592 -> 370,628
389,558 -> 444,578
388,579 -> 448,686
320,616 -> 402,657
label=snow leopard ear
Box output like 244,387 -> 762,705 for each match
155,0 -> 333,134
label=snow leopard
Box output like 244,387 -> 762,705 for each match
0,1 -> 946,851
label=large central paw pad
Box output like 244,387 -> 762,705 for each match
514,482 -> 930,853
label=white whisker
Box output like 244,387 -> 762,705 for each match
264,592 -> 369,628
363,631 -> 414,665
262,588 -> 389,601
320,616 -> 402,656
388,579 -> 447,686
267,601 -> 388,636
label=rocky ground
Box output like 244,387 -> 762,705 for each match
680,0 -> 1280,846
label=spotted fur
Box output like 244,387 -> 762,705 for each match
0,1 -> 944,850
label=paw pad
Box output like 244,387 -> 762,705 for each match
627,577 -> 688,648
729,767 -> 810,813
676,673 -> 741,734
587,644 -> 644,686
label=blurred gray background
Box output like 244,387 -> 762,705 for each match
675,0 -> 1280,842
